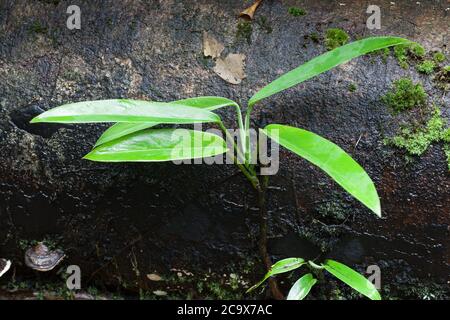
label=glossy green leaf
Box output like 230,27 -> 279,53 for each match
287,273 -> 317,300
323,259 -> 381,300
263,124 -> 381,216
94,96 -> 238,147
249,37 -> 411,106
247,258 -> 305,293
84,128 -> 228,162
30,99 -> 220,124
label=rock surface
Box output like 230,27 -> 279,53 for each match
0,0 -> 448,298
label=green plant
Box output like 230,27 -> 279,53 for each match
31,36 -> 411,299
248,258 -> 380,300
416,60 -> 436,74
382,78 -> 427,113
325,28 -> 349,51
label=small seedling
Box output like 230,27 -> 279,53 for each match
247,258 -> 381,300
31,36 -> 412,299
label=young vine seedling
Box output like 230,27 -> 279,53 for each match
31,36 -> 412,300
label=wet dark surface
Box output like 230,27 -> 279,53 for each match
0,0 -> 448,298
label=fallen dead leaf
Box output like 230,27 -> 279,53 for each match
203,31 -> 224,59
153,290 -> 167,296
213,53 -> 246,84
239,0 -> 263,20
147,273 -> 163,281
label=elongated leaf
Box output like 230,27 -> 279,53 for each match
84,128 -> 228,162
263,124 -> 380,216
30,99 -> 220,124
287,273 -> 317,300
94,96 -> 238,147
249,37 -> 411,106
247,258 -> 305,293
323,259 -> 381,300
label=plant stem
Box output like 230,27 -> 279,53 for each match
256,178 -> 285,300
231,102 -> 246,156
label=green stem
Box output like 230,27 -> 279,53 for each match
308,261 -> 325,270
218,121 -> 259,190
244,102 -> 256,164
231,102 -> 246,157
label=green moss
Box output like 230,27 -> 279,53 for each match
382,78 -> 427,113
385,108 -> 448,157
433,52 -> 446,63
28,21 -> 48,35
442,128 -> 450,143
310,32 -> 320,43
236,21 -> 253,44
444,144 -> 450,170
256,16 -> 272,34
409,43 -> 426,58
376,47 -> 390,63
434,66 -> 450,91
416,60 -> 436,74
288,7 -> 306,17
393,43 -> 427,69
325,28 -> 349,51
394,44 -> 409,69
348,83 -> 357,92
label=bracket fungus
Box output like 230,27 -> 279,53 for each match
24,243 -> 65,272
0,258 -> 11,277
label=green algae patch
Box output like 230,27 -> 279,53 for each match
382,78 -> 427,113
325,28 -> 349,51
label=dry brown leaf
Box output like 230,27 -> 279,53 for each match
213,53 -> 246,84
239,0 -> 263,20
203,31 -> 224,59
147,273 -> 163,281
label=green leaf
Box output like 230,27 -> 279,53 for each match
94,96 -> 238,147
84,128 -> 228,162
263,124 -> 380,216
249,37 -> 411,106
287,273 -> 317,300
323,259 -> 381,300
30,99 -> 220,124
247,258 -> 305,293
